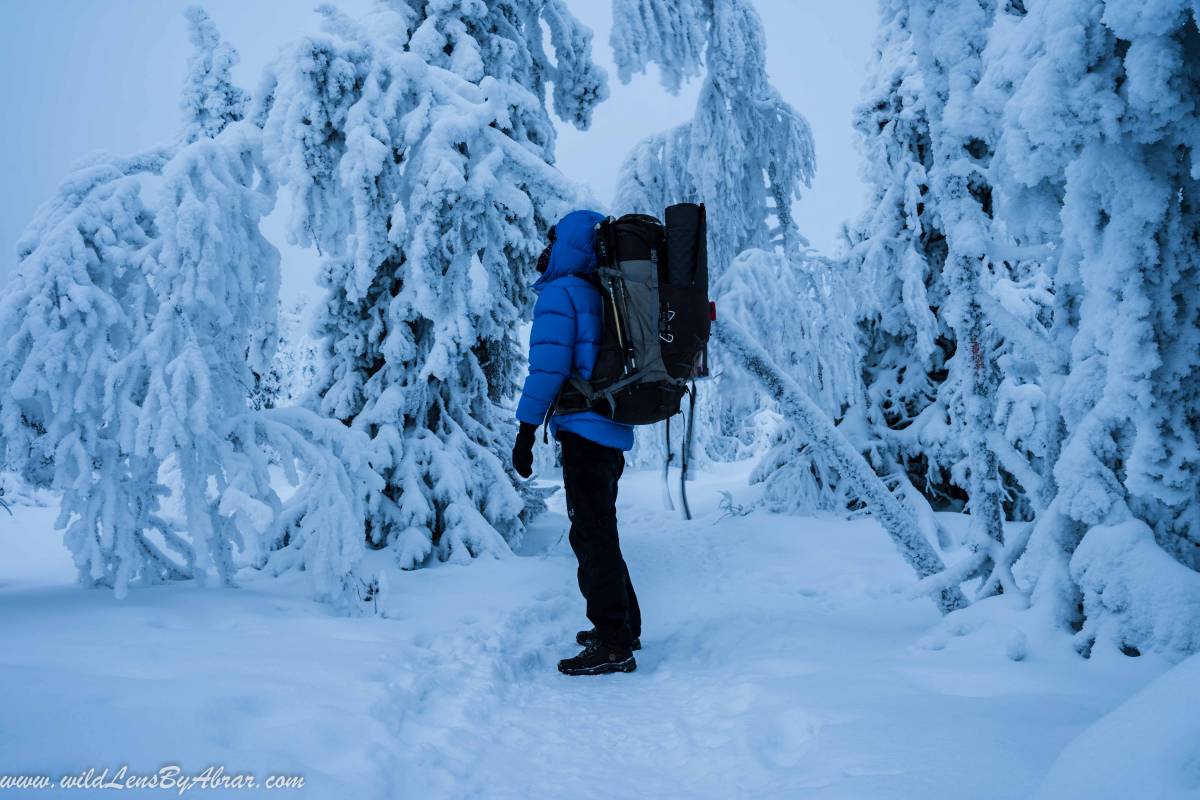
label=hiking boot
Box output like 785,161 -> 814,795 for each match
576,628 -> 641,651
558,643 -> 637,676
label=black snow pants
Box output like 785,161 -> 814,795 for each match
558,430 -> 641,649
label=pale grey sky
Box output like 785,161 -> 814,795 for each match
0,1 -> 875,299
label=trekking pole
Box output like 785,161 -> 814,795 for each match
679,382 -> 697,520
595,219 -> 634,377
601,219 -> 638,374
610,279 -> 637,372
605,277 -> 632,376
661,418 -> 676,512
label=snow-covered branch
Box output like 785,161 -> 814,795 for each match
714,318 -> 968,614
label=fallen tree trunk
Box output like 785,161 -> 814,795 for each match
713,319 -> 969,615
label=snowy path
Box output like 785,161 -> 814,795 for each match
0,464 -> 1165,799
368,464 -> 1162,799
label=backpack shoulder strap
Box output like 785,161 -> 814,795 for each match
546,275 -> 597,421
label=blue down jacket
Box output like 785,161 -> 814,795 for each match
515,210 -> 635,451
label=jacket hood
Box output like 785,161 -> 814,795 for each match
533,209 -> 605,291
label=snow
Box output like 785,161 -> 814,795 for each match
1033,653 -> 1200,800
0,461 -> 1164,799
1071,519 -> 1200,659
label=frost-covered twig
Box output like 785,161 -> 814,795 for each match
714,490 -> 751,524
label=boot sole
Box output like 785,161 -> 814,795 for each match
558,656 -> 637,676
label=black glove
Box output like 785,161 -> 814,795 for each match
512,422 -> 537,478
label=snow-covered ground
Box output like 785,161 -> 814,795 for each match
0,463 -> 1180,799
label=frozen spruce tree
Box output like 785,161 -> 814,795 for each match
0,129 -> 379,600
180,6 -> 249,144
993,0 -> 1200,657
844,0 -> 1016,585
103,122 -> 379,600
610,0 -> 820,463
0,149 -> 174,490
260,3 -> 606,567
0,10 -> 241,593
841,0 -> 962,508
0,158 -> 170,590
0,2 -> 236,587
0,11 -> 380,601
105,125 -> 287,589
905,0 -> 1009,579
973,0 -> 1066,528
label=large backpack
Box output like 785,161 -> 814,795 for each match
555,203 -> 712,425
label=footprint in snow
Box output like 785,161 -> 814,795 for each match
747,707 -> 821,770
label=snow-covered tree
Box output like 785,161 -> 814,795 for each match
259,2 -> 605,567
841,0 -> 961,508
180,5 -> 249,144
122,122 -> 380,599
864,0 -> 1200,655
0,158 -> 173,591
0,12 -> 382,602
845,0 -> 1038,602
974,0 -> 1067,526
403,0 -> 607,150
2,120 -> 380,601
0,9 -> 252,592
103,125 -> 286,588
906,0 -> 1009,587
836,0 -> 1025,609
993,0 -> 1200,657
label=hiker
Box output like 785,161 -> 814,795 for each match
512,209 -> 643,676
